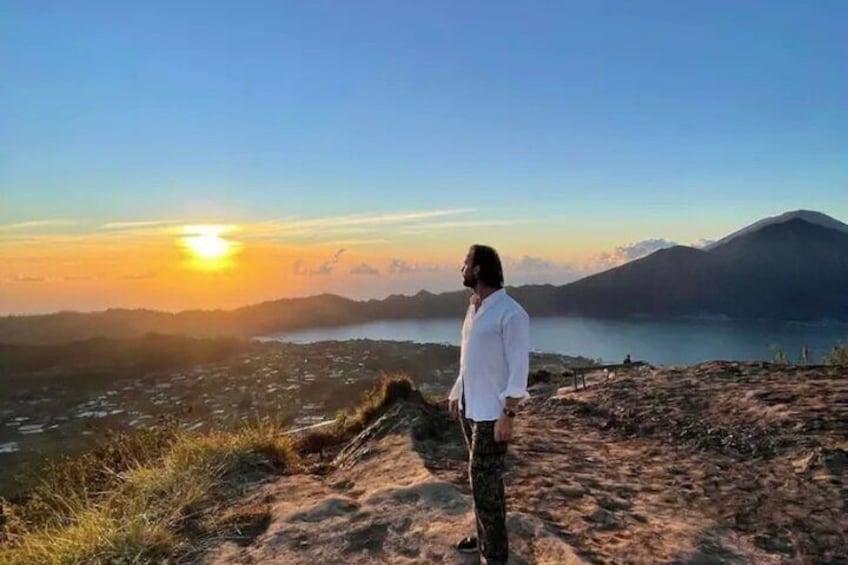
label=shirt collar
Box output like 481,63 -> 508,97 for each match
475,288 -> 506,316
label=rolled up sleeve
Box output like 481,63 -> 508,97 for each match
499,309 -> 530,403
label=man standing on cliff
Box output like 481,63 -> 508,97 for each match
448,244 -> 531,565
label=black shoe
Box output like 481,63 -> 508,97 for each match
455,536 -> 478,553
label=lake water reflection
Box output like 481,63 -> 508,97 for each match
266,316 -> 848,366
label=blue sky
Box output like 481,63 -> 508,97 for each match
2,1 -> 848,315
3,1 -> 846,228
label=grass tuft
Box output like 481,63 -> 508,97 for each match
296,373 -> 416,455
0,373 -> 418,563
0,424 -> 294,564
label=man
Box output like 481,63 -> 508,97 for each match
448,244 -> 530,565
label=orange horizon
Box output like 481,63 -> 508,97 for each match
1,208 -> 773,315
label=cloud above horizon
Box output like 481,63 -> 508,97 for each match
294,248 -> 347,276
595,238 -> 678,268
691,238 -> 716,249
386,258 -> 441,274
508,255 -> 558,272
350,263 -> 380,276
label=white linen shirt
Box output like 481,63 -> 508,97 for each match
448,289 -> 530,421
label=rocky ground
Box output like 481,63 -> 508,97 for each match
205,362 -> 847,564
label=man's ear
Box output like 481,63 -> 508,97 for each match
472,265 -> 481,276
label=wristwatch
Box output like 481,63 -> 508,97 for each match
503,407 -> 516,418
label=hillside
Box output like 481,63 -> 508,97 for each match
206,362 -> 847,564
547,245 -> 711,317
0,337 -> 587,499
2,363 -> 846,563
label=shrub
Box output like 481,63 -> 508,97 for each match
824,342 -> 848,367
771,345 -> 788,365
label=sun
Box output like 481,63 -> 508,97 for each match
186,232 -> 229,259
179,225 -> 239,270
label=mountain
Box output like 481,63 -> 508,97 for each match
705,209 -> 848,250
544,245 -> 712,317
2,212 -> 847,344
546,217 -> 848,320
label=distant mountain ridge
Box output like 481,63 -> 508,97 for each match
548,217 -> 848,319
705,209 -> 848,250
2,211 -> 847,344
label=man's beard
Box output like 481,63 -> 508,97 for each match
462,273 -> 477,289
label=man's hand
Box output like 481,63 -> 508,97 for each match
448,398 -> 460,417
494,414 -> 513,442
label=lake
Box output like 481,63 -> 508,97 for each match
264,317 -> 848,366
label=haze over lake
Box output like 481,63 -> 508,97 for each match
266,317 -> 848,366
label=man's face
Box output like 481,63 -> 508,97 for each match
461,248 -> 478,288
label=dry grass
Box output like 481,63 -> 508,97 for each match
0,424 -> 295,564
0,374 -> 416,564
295,372 -> 416,456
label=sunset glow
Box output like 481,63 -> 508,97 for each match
179,225 -> 239,270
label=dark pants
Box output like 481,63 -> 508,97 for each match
460,410 -> 509,564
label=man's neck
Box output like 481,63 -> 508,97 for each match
475,286 -> 498,301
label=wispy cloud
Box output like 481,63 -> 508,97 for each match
241,208 -> 476,240
286,208 -> 475,229
399,219 -> 519,233
2,209 -> 482,246
0,219 -> 78,231
100,221 -> 177,231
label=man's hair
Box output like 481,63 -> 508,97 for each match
470,244 -> 504,289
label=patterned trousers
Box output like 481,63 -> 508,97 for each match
460,414 -> 509,564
